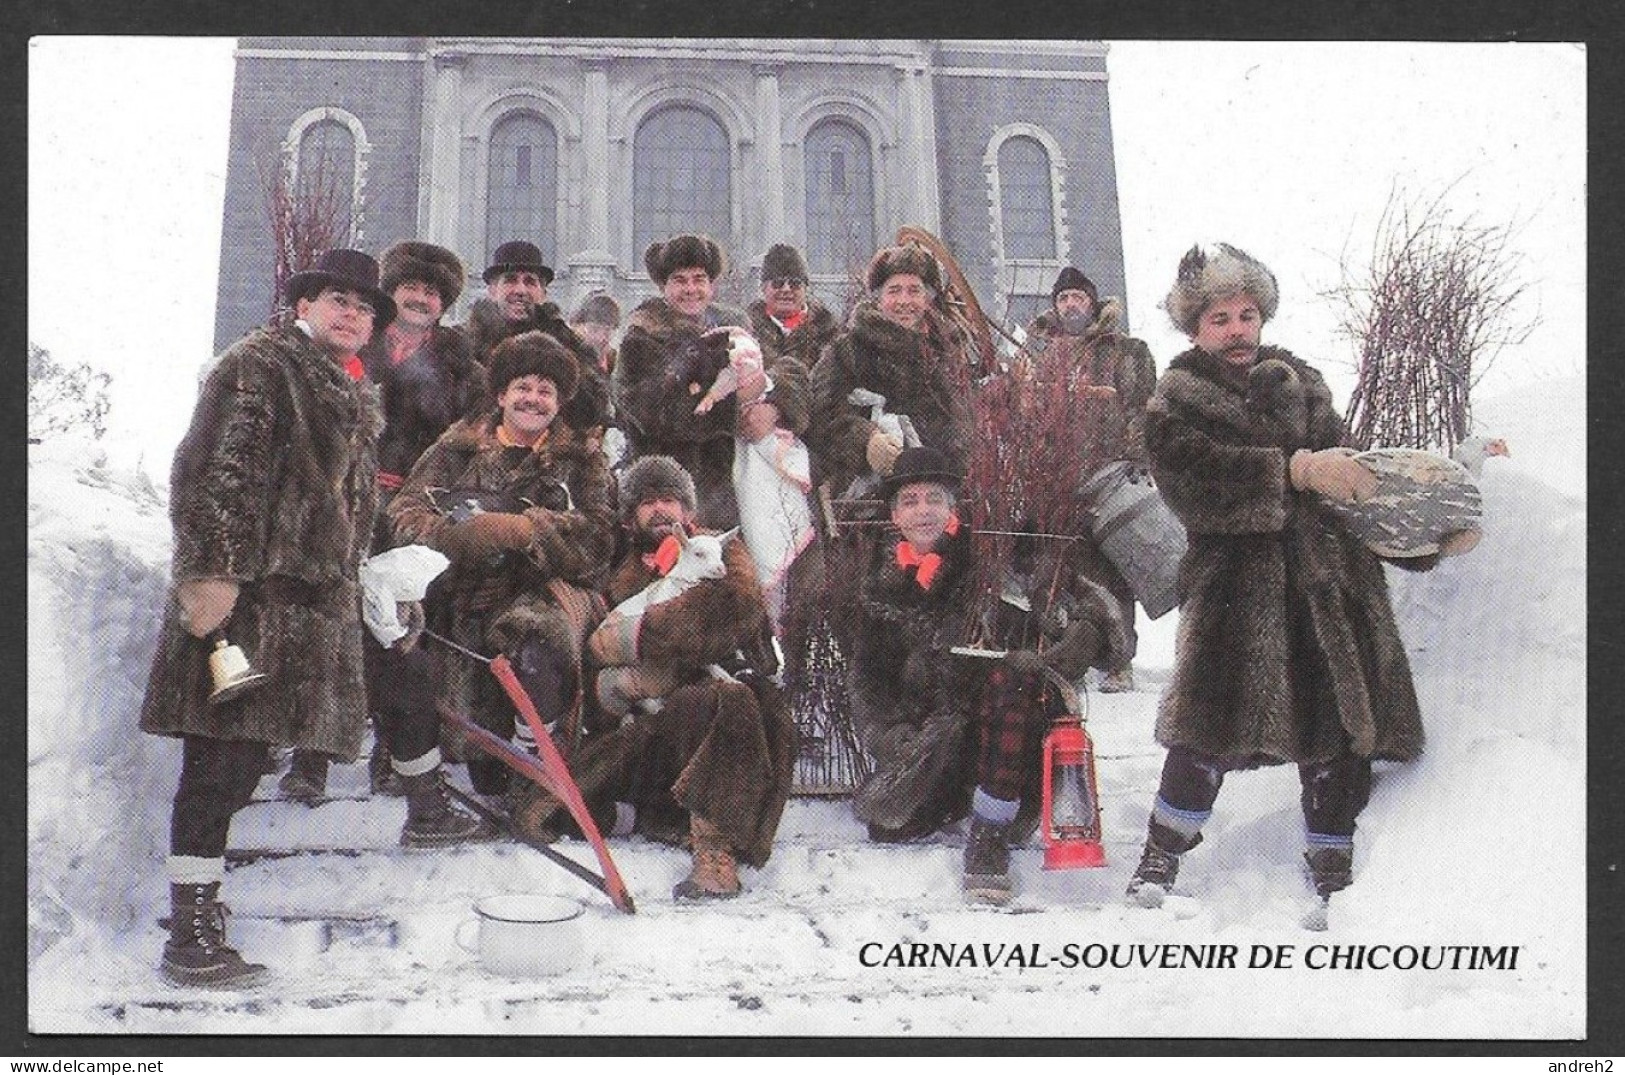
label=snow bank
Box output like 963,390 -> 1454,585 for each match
25,375 -> 1588,1038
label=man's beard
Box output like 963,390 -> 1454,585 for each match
1059,311 -> 1092,335
632,515 -> 682,551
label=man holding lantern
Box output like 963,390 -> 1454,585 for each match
848,447 -> 1124,904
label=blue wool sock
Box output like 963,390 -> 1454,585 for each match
972,787 -> 1020,826
1151,796 -> 1211,841
1305,830 -> 1354,852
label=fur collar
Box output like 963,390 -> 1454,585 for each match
627,297 -> 751,339
1158,345 -> 1322,428
747,297 -> 840,339
436,411 -> 593,461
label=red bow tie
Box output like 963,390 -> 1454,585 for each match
641,534 -> 682,576
895,541 -> 943,590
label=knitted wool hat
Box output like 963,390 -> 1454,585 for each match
1163,243 -> 1279,336
760,243 -> 810,283
381,241 -> 466,307
487,330 -> 580,401
865,244 -> 944,293
1050,266 -> 1098,308
644,235 -> 725,286
618,455 -> 699,519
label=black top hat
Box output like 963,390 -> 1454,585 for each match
483,240 -> 556,286
879,446 -> 963,503
284,248 -> 397,330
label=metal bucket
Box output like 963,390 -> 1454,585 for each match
1080,462 -> 1187,619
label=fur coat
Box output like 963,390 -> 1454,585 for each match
359,324 -> 488,492
570,535 -> 795,867
613,297 -> 813,530
1148,345 -> 1428,766
462,297 -> 612,436
848,525 -> 980,830
746,296 -> 842,371
139,326 -> 382,758
387,414 -> 616,729
1023,298 -> 1158,475
806,302 -> 974,500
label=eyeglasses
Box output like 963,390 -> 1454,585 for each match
319,290 -> 377,319
765,277 -> 807,290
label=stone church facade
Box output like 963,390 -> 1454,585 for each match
213,37 -> 1128,351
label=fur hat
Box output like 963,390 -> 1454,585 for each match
381,241 -> 466,307
487,330 -> 580,401
285,248 -> 397,331
644,235 -> 725,286
483,240 -> 556,286
1164,243 -> 1279,335
879,446 -> 962,504
570,292 -> 621,329
760,243 -> 809,283
1050,266 -> 1098,308
618,455 -> 698,518
865,244 -> 943,293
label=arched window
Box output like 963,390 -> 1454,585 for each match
295,118 -> 357,244
633,106 -> 732,258
997,136 -> 1057,260
804,119 -> 876,277
486,112 -> 558,266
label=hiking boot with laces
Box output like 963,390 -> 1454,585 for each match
160,882 -> 268,989
962,817 -> 1014,905
400,768 -> 497,848
673,814 -> 741,900
1125,822 -> 1201,908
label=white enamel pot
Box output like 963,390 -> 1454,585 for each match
456,894 -> 584,978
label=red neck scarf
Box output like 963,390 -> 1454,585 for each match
342,354 -> 365,382
895,541 -> 943,591
641,534 -> 683,576
777,307 -> 807,332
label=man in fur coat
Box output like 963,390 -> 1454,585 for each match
849,448 -> 1124,903
140,249 -> 404,987
460,239 -> 611,437
545,455 -> 795,900
280,239 -> 491,801
746,243 -> 842,370
1022,266 -> 1158,694
806,244 -> 974,507
1125,244 -> 1476,919
388,332 -> 616,796
612,234 -> 814,530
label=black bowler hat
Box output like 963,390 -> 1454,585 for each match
879,446 -> 963,503
483,240 -> 556,286
284,248 -> 397,330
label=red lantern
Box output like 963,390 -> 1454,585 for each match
1040,713 -> 1105,869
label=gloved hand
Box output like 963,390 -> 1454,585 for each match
393,600 -> 425,652
1002,648 -> 1047,678
1289,448 -> 1378,504
1438,528 -> 1481,558
176,578 -> 240,638
866,430 -> 904,476
438,512 -> 536,560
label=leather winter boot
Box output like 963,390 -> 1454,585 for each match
1099,665 -> 1135,694
278,750 -> 329,804
962,817 -> 1014,905
1125,821 -> 1201,908
673,814 -> 741,900
1304,846 -> 1354,899
400,768 -> 496,848
369,736 -> 404,797
160,882 -> 268,989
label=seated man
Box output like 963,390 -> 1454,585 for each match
849,447 -> 1123,904
388,332 -> 616,795
544,455 -> 795,901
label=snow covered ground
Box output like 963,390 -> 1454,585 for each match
26,377 -> 1586,1039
